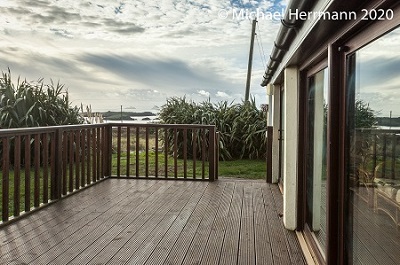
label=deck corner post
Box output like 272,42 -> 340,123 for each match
208,126 -> 216,181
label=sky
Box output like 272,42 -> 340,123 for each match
356,28 -> 400,117
0,0 -> 287,113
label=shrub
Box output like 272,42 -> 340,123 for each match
0,69 -> 83,128
159,97 -> 267,160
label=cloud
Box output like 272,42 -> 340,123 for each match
0,0 -> 283,111
216,91 -> 231,98
198,90 -> 211,97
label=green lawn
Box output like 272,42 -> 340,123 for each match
218,159 -> 267,179
111,151 -> 267,180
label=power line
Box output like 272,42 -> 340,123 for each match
256,34 -> 266,71
255,22 -> 268,71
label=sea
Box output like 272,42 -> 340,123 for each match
103,116 -> 160,124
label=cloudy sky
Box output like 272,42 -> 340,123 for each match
0,0 -> 286,112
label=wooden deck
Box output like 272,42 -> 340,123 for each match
0,178 -> 306,265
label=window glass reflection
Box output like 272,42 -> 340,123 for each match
347,27 -> 400,265
306,68 -> 328,258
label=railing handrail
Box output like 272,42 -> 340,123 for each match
0,123 -> 105,136
0,123 -> 216,136
107,123 -> 216,129
356,128 -> 400,134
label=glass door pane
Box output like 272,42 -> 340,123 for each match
306,68 -> 328,258
346,28 -> 400,264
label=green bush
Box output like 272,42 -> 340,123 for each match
0,69 -> 83,128
159,97 -> 267,160
0,69 -> 84,167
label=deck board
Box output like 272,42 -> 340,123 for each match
0,178 -> 306,265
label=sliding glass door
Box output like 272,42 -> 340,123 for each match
346,27 -> 400,264
305,67 -> 329,259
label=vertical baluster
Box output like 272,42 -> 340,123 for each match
392,133 -> 396,179
24,134 -> 31,212
382,133 -> 387,178
81,129 -> 86,186
202,129 -> 206,179
86,129 -> 91,184
183,128 -> 187,179
136,127 -> 140,177
117,126 -> 121,177
192,128 -> 197,179
34,134 -> 40,207
164,128 -> 168,178
92,128 -> 97,182
96,127 -> 101,180
174,128 -> 178,178
126,126 -> 131,177
62,132 -> 68,195
2,137 -> 10,221
155,128 -> 159,178
14,136 -> 21,216
68,131 -> 74,192
75,130 -> 80,190
146,127 -> 149,177
42,133 -> 49,203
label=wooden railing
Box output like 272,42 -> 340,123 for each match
354,128 -> 400,181
0,123 -> 218,224
109,123 -> 217,181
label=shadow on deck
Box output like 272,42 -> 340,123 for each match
0,178 -> 306,265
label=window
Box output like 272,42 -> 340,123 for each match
346,27 -> 400,264
306,67 -> 329,259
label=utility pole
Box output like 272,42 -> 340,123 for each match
120,105 -> 123,123
245,19 -> 257,102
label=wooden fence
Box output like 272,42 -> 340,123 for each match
0,123 -> 218,223
354,128 -> 400,181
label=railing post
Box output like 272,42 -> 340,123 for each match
208,126 -> 216,181
215,132 -> 219,180
52,128 -> 63,200
266,126 -> 273,183
104,124 -> 113,177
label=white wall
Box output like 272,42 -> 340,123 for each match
283,67 -> 299,231
271,84 -> 281,184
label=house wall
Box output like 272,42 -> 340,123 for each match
271,84 -> 280,184
282,67 -> 299,230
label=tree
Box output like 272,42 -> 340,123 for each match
355,99 -> 377,128
0,69 -> 83,128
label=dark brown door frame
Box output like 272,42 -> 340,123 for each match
296,2 -> 400,263
298,60 -> 329,264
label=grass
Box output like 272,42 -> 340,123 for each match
111,151 -> 266,179
218,159 -> 267,179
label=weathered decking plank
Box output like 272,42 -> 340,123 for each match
0,178 -> 306,265
199,182 -> 235,265
218,180 -> 243,265
269,184 -> 307,265
0,179 -> 133,260
254,184 -> 274,265
237,183 -> 256,265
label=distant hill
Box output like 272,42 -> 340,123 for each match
376,117 -> 400,127
102,111 -> 156,120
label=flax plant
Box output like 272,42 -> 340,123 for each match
159,96 -> 267,160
